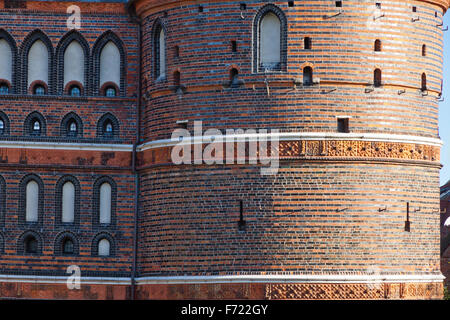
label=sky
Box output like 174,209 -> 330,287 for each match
441,13 -> 450,185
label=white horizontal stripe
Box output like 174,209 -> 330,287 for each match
0,133 -> 442,153
138,132 -> 443,151
0,274 -> 442,286
0,274 -> 131,285
135,274 -> 445,285
0,141 -> 133,152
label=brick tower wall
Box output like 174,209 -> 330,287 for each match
0,0 -> 138,299
134,0 -> 448,300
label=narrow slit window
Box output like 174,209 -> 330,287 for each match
231,40 -> 237,52
173,71 -> 181,87
374,39 -> 382,52
374,69 -> 382,87
303,66 -> 313,86
421,73 -> 427,91
304,37 -> 312,50
230,68 -> 239,86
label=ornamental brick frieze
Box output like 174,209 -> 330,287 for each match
137,140 -> 440,168
265,282 -> 443,300
280,140 -> 440,162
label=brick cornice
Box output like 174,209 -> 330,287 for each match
131,0 -> 450,17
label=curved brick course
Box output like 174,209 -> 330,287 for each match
0,0 -> 446,300
134,0 -> 448,299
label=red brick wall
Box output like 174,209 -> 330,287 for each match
0,0 -> 446,300
0,0 -> 138,280
132,0 -> 446,299
137,0 -> 444,141
138,163 -> 441,275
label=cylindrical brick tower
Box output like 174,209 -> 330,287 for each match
132,0 -> 449,299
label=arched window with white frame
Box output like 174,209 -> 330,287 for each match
62,182 -> 75,223
28,40 -> 48,90
154,22 -> 166,80
0,39 -> 12,86
64,41 -> 85,90
100,41 -> 121,92
99,182 -> 112,224
98,238 -> 111,256
254,5 -> 287,73
260,12 -> 281,71
25,180 -> 39,222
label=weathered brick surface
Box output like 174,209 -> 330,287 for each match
138,163 -> 441,275
137,0 -> 444,141
0,0 -> 447,300
0,0 -> 137,283
133,0 -> 447,299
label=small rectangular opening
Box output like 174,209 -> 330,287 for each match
412,6 -> 417,12
304,37 -> 312,50
335,1 -> 342,7
240,3 -> 247,10
238,200 -> 246,232
288,1 -> 294,7
231,40 -> 237,52
405,202 -> 411,232
337,118 -> 349,133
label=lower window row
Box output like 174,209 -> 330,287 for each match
18,231 -> 115,257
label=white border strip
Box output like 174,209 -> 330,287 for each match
135,274 -> 445,285
0,274 -> 442,285
0,133 -> 441,152
0,275 -> 131,285
138,133 -> 443,151
0,141 -> 134,152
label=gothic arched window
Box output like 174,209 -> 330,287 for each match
254,5 -> 287,73
100,41 -> 121,92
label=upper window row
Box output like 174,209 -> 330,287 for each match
153,4 -> 434,78
0,29 -> 125,97
153,4 -> 289,77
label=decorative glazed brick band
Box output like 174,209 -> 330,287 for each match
136,135 -> 442,169
134,282 -> 444,300
0,274 -> 443,299
264,282 -> 443,300
0,281 -> 442,300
